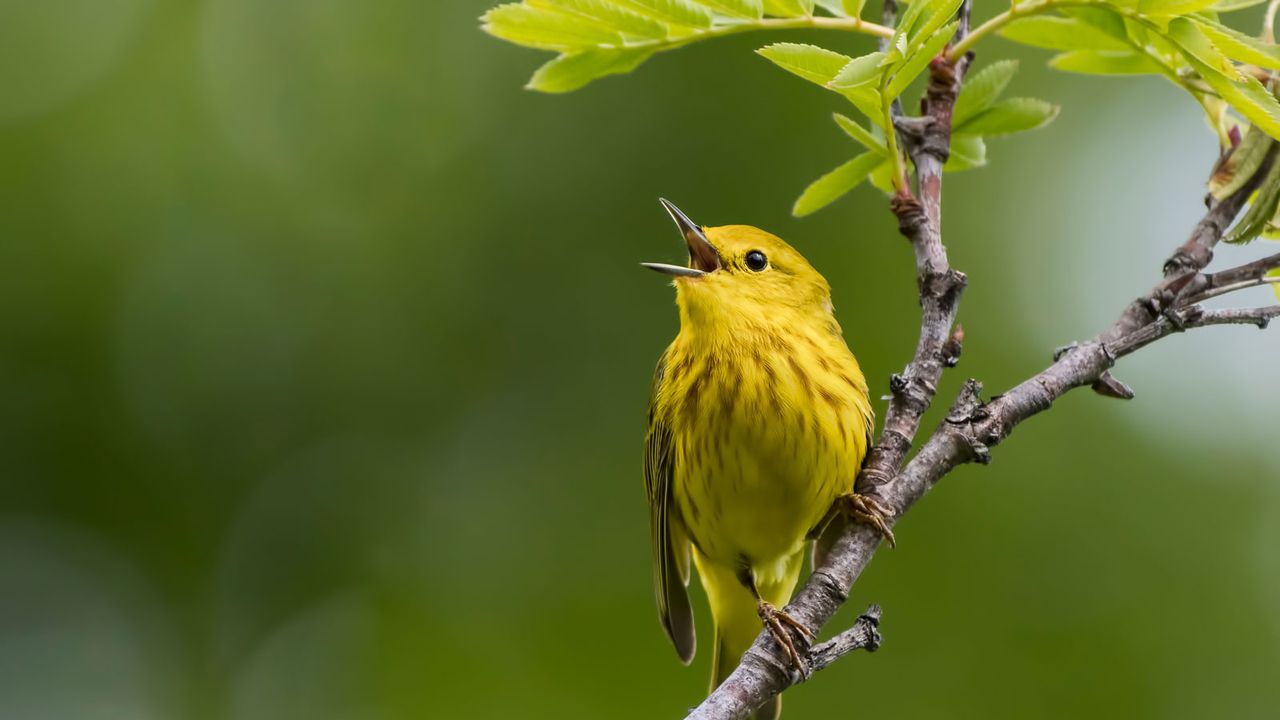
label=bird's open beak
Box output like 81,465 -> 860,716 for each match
641,198 -> 722,278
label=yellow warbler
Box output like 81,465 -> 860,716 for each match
643,200 -> 880,720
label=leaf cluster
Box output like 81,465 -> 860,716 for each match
480,0 -> 1280,219
769,47 -> 1055,214
481,0 -> 875,93
994,0 -> 1280,145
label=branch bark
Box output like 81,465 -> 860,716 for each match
683,6 -> 1279,718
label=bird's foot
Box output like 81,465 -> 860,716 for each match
757,601 -> 815,676
837,492 -> 897,549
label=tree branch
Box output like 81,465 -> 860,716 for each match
684,6 -> 1280,717
686,3 -> 974,716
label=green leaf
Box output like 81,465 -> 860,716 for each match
528,0 -> 670,39
868,158 -> 896,192
481,4 -> 625,50
1210,125 -> 1275,199
1049,49 -> 1166,74
700,0 -> 765,19
896,0 -> 932,38
764,0 -> 815,16
842,0 -> 867,16
886,21 -> 957,99
1165,17 -> 1242,81
945,135 -> 987,171
999,16 -> 1131,51
1060,7 -> 1128,40
883,31 -> 909,67
1139,0 -> 1220,15
612,0 -> 713,27
1202,67 -> 1280,140
794,152 -> 883,216
829,51 -> 888,89
1193,18 -> 1280,70
955,97 -> 1059,136
1225,155 -> 1280,243
758,43 -> 852,85
1211,0 -> 1268,10
813,0 -> 847,15
526,47 -> 657,92
954,60 -> 1018,126
911,0 -> 963,45
841,86 -> 886,128
833,112 -> 887,151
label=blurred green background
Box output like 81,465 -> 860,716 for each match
1,1 -> 1278,718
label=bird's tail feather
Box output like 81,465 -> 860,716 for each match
699,550 -> 803,720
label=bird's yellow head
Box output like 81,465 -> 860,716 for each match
643,199 -> 834,332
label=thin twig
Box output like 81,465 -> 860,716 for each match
806,605 -> 882,673
1181,251 -> 1280,304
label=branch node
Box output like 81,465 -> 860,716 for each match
889,193 -> 927,239
859,605 -> 883,652
1091,371 -> 1135,400
942,323 -> 965,367
889,372 -> 909,397
1052,341 -> 1079,362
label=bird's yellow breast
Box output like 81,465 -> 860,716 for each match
655,315 -> 872,580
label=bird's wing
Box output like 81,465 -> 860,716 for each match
645,352 -> 695,664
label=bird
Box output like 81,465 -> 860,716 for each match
642,199 -> 889,720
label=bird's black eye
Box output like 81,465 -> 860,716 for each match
745,250 -> 768,272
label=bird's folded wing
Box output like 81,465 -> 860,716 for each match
645,353 -> 695,664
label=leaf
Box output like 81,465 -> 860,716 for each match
527,47 -> 657,91
1193,18 -> 1280,70
879,29 -> 909,71
955,97 -> 1059,136
1165,17 -> 1243,81
763,0 -> 815,16
833,112 -> 887,151
813,0 -> 847,15
896,0 -> 933,39
794,152 -> 883,216
528,0 -> 670,39
841,86 -> 886,127
1211,71 -> 1280,141
700,0 -> 765,18
1139,0 -> 1220,15
1211,0 -> 1268,10
1049,49 -> 1166,74
1060,7 -> 1128,40
829,51 -> 888,89
911,0 -> 964,45
1174,29 -> 1280,141
612,0 -> 713,27
945,135 -> 987,171
1210,125 -> 1275,199
842,0 -> 867,16
1225,156 -> 1280,242
758,43 -> 852,85
954,60 -> 1018,126
999,16 -> 1132,51
886,21 -> 957,99
481,3 -> 625,50
868,158 -> 896,192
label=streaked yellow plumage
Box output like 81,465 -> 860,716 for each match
644,203 -> 873,720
